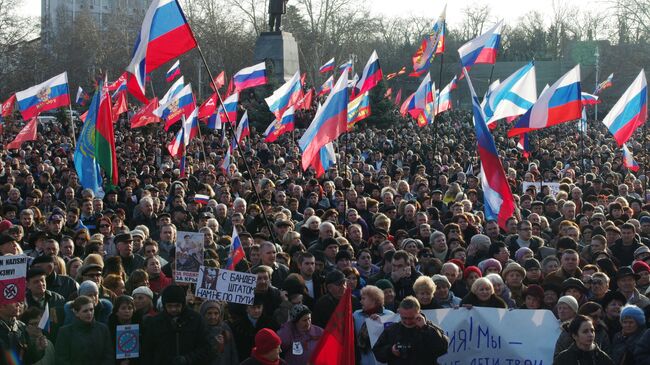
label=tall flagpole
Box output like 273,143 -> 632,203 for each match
432,18 -> 446,160
594,46 -> 600,122
67,82 -> 77,146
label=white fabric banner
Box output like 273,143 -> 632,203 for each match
367,308 -> 561,365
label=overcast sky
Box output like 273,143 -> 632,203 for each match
19,0 -> 610,27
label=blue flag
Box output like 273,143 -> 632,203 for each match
74,85 -> 102,193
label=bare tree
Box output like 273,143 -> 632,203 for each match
459,3 -> 492,40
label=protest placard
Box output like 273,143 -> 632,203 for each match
174,231 -> 204,283
194,266 -> 220,300
116,324 -> 139,359
195,268 -> 256,304
366,308 -> 560,365
522,181 -> 561,197
0,255 -> 27,305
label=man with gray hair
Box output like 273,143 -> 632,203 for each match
255,241 -> 290,287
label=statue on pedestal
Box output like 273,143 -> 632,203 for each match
268,0 -> 288,32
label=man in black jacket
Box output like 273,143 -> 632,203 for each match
0,301 -> 46,364
141,285 -> 213,365
373,296 -> 448,365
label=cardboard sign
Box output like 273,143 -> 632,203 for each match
174,231 -> 204,283
116,324 -> 139,359
367,308 -> 560,365
194,267 -> 256,304
0,255 -> 27,305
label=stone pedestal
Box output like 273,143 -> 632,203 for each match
254,31 -> 299,83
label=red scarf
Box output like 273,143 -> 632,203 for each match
251,348 -> 280,365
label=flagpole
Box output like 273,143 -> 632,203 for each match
487,64 -> 496,89
68,100 -> 77,146
194,44 -> 278,244
432,52 -> 445,158
149,78 -> 157,98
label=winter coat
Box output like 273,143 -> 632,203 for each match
460,293 -> 507,308
229,315 -> 279,361
633,329 -> 650,365
610,329 -> 646,365
553,343 -> 613,365
140,308 -> 213,365
55,318 -> 113,365
277,322 -> 324,365
206,322 -> 239,365
0,318 -> 44,365
372,320 -> 448,365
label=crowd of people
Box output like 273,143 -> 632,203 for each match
0,102 -> 649,365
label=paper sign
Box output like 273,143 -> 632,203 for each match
194,267 -> 256,304
367,308 -> 560,365
0,255 -> 27,305
522,181 -> 561,197
174,231 -> 204,283
116,324 -> 139,359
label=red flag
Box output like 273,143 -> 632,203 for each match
210,71 -> 226,91
394,89 -> 402,106
308,286 -> 354,365
111,91 -> 128,121
295,89 -> 314,111
198,93 -> 218,120
2,94 -> 16,117
107,72 -> 128,91
80,110 -> 88,122
384,87 -> 393,100
225,77 -> 235,97
96,82 -> 119,186
131,98 -> 160,129
301,72 -> 307,86
6,117 -> 37,149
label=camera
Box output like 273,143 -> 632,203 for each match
395,342 -> 412,358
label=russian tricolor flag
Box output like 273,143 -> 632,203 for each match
406,73 -> 435,127
264,106 -> 295,143
356,50 -> 383,95
319,58 -> 335,74
233,62 -> 267,91
581,92 -> 600,105
601,70 -> 647,146
167,126 -> 184,158
212,92 -> 239,128
338,60 -> 352,73
435,79 -> 454,115
16,72 -> 71,120
160,76 -> 185,106
235,111 -> 250,147
508,65 -> 582,137
182,107 -> 199,144
622,143 -> 640,172
126,0 -> 197,98
311,142 -> 336,178
38,302 -> 51,333
458,20 -> 503,68
318,75 -> 334,97
226,226 -> 246,270
265,71 -> 302,119
299,71 -> 348,171
464,68 -> 515,230
166,60 -> 182,82
155,83 -> 195,130
194,194 -> 210,205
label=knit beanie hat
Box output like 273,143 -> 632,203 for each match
431,274 -> 451,288
375,279 -> 394,291
289,304 -> 311,323
478,258 -> 502,274
632,260 -> 650,274
621,305 -> 646,326
253,328 -> 281,355
515,247 -> 534,263
161,285 -> 186,305
132,286 -> 154,300
557,295 -> 579,313
524,258 -> 541,271
199,300 -> 222,318
78,280 -> 99,296
463,266 -> 482,280
470,234 -> 491,250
